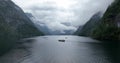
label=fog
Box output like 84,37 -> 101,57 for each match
12,0 -> 114,34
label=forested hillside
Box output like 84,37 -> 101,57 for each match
91,0 -> 120,41
0,0 -> 44,55
75,12 -> 101,36
76,0 -> 120,41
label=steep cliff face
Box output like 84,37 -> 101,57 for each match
75,12 -> 101,36
91,0 -> 120,41
0,0 -> 44,55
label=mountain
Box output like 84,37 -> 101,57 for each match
0,0 -> 44,55
26,13 -> 75,35
74,26 -> 83,35
76,0 -> 120,41
26,13 -> 51,35
50,30 -> 74,35
91,0 -> 120,41
75,12 -> 102,36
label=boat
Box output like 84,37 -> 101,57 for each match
58,40 -> 65,42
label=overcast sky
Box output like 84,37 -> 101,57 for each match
12,0 -> 114,34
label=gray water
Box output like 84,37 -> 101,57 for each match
0,35 -> 119,63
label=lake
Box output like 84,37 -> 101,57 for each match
0,35 -> 119,63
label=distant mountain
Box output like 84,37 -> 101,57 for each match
35,24 -> 51,35
64,29 -> 75,35
75,12 -> 102,36
74,26 -> 83,35
50,29 -> 74,35
26,13 -> 75,35
26,13 -> 51,35
0,0 -> 44,55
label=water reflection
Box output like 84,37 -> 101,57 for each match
101,41 -> 120,63
0,36 -> 119,63
21,36 -> 119,63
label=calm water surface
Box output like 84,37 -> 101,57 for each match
0,35 -> 119,63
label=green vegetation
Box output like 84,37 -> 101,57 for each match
17,24 -> 44,38
91,21 -> 120,41
77,0 -> 120,41
76,12 -> 101,36
91,0 -> 120,41
0,1 -> 44,55
0,17 -> 17,55
0,21 -> 44,55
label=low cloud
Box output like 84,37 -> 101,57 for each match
12,0 -> 114,34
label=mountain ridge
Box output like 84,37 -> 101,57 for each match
75,0 -> 120,41
0,0 -> 44,55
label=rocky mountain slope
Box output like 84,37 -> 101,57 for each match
0,0 -> 44,55
75,0 -> 120,41
74,26 -> 83,35
91,0 -> 120,41
26,13 -> 51,35
75,12 -> 101,36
